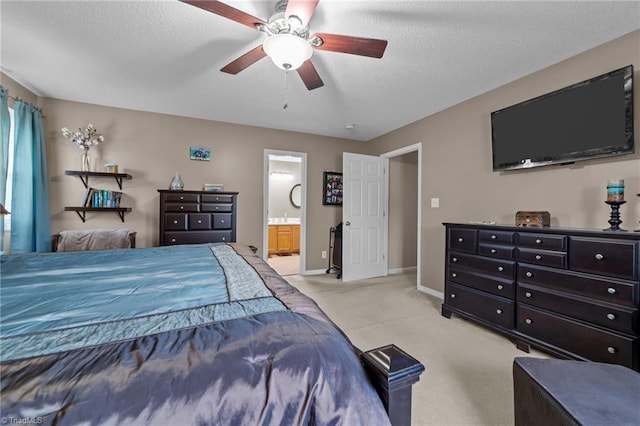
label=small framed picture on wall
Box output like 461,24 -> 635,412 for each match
323,171 -> 343,206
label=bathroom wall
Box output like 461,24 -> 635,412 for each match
268,159 -> 301,221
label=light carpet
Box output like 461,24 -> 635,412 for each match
285,272 -> 550,426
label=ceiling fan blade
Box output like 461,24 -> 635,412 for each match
285,0 -> 319,27
312,33 -> 388,58
221,45 -> 266,74
297,60 -> 324,90
181,0 -> 266,30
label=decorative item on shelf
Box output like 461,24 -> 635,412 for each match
606,179 -> 625,202
61,123 -> 105,172
104,162 -> 118,173
604,179 -> 626,231
203,183 -> 224,192
170,172 -> 184,191
516,211 -> 550,227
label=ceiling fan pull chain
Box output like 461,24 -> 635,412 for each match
283,69 -> 289,110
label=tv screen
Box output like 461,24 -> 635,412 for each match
491,65 -> 634,171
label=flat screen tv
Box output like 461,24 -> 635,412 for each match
491,65 -> 634,171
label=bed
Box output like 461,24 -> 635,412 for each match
1,243 -> 419,425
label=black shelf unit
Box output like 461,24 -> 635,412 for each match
65,170 -> 132,190
65,170 -> 132,222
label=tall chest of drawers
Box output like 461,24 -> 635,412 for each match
442,223 -> 639,371
158,190 -> 238,246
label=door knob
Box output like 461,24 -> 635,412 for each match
345,221 -> 351,226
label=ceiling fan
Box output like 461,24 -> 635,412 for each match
181,0 -> 388,90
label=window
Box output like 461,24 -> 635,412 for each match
4,106 -> 14,229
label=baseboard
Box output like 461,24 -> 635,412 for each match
303,269 -> 332,276
388,266 -> 417,275
418,285 -> 444,300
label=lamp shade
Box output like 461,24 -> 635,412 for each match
263,34 -> 313,71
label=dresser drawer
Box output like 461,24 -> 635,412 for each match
449,253 -> 515,279
213,214 -> 232,229
517,248 -> 567,269
164,230 -> 233,245
569,237 -> 639,281
201,203 -> 233,213
518,264 -> 639,308
446,283 -> 514,329
479,230 -> 515,244
448,228 -> 477,254
478,243 -> 515,260
165,193 -> 199,203
188,213 -> 211,230
517,305 -> 638,369
165,202 -> 199,213
201,194 -> 234,203
517,233 -> 567,251
165,213 -> 187,230
448,266 -> 515,298
517,284 -> 639,335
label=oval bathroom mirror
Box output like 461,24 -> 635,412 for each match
290,183 -> 301,209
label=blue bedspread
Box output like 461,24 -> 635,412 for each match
0,243 -> 286,361
0,243 -> 391,426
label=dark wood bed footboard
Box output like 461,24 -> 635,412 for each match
359,344 -> 425,426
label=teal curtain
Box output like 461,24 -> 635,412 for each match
10,100 -> 51,253
0,87 -> 10,251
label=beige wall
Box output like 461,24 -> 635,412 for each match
24,97 -> 366,270
388,151 -> 418,270
369,30 -> 640,293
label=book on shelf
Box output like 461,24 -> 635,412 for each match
87,188 -> 123,208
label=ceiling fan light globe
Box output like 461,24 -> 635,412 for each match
263,34 -> 313,71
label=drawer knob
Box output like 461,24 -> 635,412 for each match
170,238 -> 176,243
451,272 -> 458,278
496,309 -> 502,315
180,206 -> 184,210
490,249 -> 497,254
215,207 -> 219,210
197,219 -> 202,224
535,238 -> 542,244
497,266 -> 504,272
595,253 -> 604,261
221,219 -> 225,224
607,287 -> 617,295
497,285 -> 503,290
606,313 -> 616,321
458,237 -> 464,243
180,196 -> 184,200
535,254 -> 542,260
525,292 -> 532,298
607,347 -> 617,354
173,220 -> 178,224
216,197 -> 220,201
450,293 -> 456,299
222,237 -> 226,241
526,271 -> 533,278
525,318 -> 532,325
452,257 -> 458,262
491,235 -> 497,240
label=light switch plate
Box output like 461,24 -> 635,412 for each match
431,198 -> 440,208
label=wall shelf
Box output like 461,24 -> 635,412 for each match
64,207 -> 132,223
65,170 -> 132,190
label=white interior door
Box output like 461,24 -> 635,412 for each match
342,152 -> 388,282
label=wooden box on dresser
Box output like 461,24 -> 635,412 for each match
441,223 -> 639,372
158,190 -> 238,246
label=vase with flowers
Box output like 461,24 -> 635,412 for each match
61,124 -> 105,172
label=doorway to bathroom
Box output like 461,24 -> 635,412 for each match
263,150 -> 307,276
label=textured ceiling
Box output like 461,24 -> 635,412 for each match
2,1 -> 639,141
